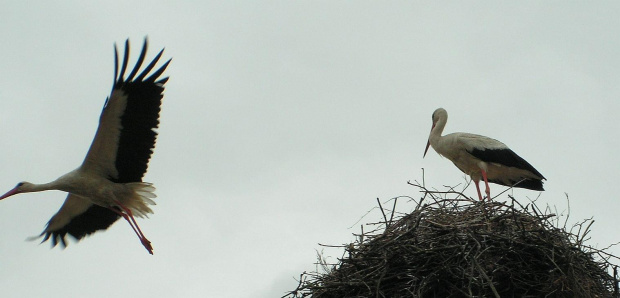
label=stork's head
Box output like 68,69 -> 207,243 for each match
0,182 -> 33,200
431,108 -> 448,125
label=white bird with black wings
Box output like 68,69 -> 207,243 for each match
0,38 -> 171,255
423,108 -> 545,201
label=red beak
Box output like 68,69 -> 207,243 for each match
423,122 -> 435,158
0,187 -> 20,200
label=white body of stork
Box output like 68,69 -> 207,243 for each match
0,38 -> 171,255
423,108 -> 545,201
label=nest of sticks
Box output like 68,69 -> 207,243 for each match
285,181 -> 619,298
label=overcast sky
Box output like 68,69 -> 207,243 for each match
1,2 -> 619,297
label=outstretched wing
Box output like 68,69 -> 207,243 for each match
41,38 -> 170,247
40,195 -> 118,247
83,38 -> 171,182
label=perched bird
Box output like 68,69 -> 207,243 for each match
423,108 -> 545,201
0,38 -> 171,254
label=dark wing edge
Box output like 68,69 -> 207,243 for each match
111,37 -> 171,183
469,147 -> 546,191
513,179 -> 545,191
469,148 -> 545,179
487,177 -> 545,191
40,197 -> 121,248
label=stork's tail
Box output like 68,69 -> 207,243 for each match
125,182 -> 157,217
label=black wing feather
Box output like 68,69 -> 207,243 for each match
113,55 -> 170,182
125,39 -> 148,82
117,40 -> 130,83
469,148 -> 545,191
41,205 -> 120,247
469,148 -> 545,179
135,49 -> 165,82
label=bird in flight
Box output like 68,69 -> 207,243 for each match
424,108 -> 545,201
0,38 -> 171,254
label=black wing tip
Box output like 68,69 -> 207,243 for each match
40,231 -> 69,249
125,39 -> 149,82
144,58 -> 171,83
470,147 -> 545,180
113,37 -> 171,86
116,40 -> 131,84
156,76 -> 170,85
514,178 -> 545,191
38,206 -> 121,250
488,177 -> 545,191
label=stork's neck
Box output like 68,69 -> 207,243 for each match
21,171 -> 79,193
22,181 -> 62,193
428,117 -> 447,147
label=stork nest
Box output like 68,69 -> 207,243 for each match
285,182 -> 619,298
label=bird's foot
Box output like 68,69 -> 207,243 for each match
141,237 -> 153,255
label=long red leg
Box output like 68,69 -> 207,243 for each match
474,180 -> 484,201
110,202 -> 153,255
111,208 -> 141,238
480,169 -> 491,200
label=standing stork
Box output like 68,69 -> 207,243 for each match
423,108 -> 545,201
0,38 -> 170,254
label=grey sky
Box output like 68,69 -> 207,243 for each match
1,2 -> 619,297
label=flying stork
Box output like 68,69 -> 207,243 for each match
423,108 -> 545,201
0,38 -> 170,254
